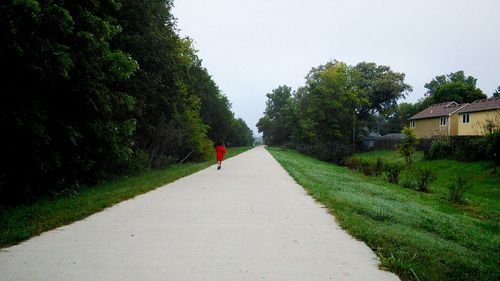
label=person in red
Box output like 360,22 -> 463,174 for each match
215,142 -> 227,170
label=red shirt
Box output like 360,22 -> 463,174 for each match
215,145 -> 226,161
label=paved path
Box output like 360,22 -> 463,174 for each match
0,146 -> 399,281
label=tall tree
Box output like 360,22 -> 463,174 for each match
0,0 -> 137,203
257,60 -> 411,162
424,71 -> 486,104
257,85 -> 294,145
351,62 -> 412,118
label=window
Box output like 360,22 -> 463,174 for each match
462,114 -> 470,124
440,117 -> 447,126
411,120 -> 416,128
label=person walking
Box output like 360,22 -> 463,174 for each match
215,142 -> 226,170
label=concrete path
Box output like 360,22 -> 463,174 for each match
0,146 -> 399,281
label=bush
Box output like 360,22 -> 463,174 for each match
448,176 -> 468,203
360,160 -> 375,176
344,157 -> 362,170
426,140 -> 450,160
298,142 -> 351,164
453,137 -> 487,162
374,158 -> 384,176
397,127 -> 419,165
415,168 -> 435,192
384,163 -> 404,184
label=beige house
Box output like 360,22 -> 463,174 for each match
408,102 -> 467,138
457,97 -> 500,136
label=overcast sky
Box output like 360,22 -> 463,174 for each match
173,0 -> 500,135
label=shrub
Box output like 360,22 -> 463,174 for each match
384,163 -> 404,184
448,176 -> 468,203
426,140 -> 450,160
360,160 -> 375,176
374,158 -> 384,176
397,127 -> 419,165
453,137 -> 487,162
484,130 -> 500,173
344,157 -> 362,170
415,168 -> 435,192
298,141 -> 351,164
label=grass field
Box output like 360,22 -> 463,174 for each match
0,147 -> 251,248
267,147 -> 499,281
354,150 -> 499,217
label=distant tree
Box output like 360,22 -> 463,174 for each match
257,85 -> 294,145
424,71 -> 486,104
398,127 -> 419,166
493,86 -> 500,98
227,118 -> 253,147
383,102 -> 420,130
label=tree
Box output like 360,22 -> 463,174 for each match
351,62 -> 412,118
257,60 -> 411,162
1,0 -> 138,203
493,86 -> 500,98
424,71 -> 486,104
227,118 -> 254,147
398,127 -> 419,165
257,85 -> 294,145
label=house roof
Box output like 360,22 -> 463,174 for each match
409,102 -> 467,120
457,97 -> 500,114
381,133 -> 405,139
362,132 -> 382,140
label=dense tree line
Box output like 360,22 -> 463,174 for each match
0,0 -> 252,204
257,60 -> 411,162
258,63 -> 490,162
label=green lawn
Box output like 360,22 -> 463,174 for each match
267,147 -> 499,281
0,147 -> 251,248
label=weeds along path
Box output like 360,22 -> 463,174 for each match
0,146 -> 398,281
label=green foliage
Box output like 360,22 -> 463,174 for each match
400,169 -> 418,189
257,85 -> 294,145
258,60 -> 410,163
482,120 -> 500,173
425,139 -> 450,160
414,168 -> 435,192
1,0 -> 138,203
374,158 -> 384,176
452,137 -> 488,162
448,176 -> 468,204
424,71 -> 487,104
398,127 -> 419,165
0,0 -> 250,204
384,162 -> 404,184
227,118 -> 254,147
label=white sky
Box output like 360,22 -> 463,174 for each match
173,0 -> 500,135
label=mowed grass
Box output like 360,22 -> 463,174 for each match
267,147 -> 499,281
0,147 -> 251,248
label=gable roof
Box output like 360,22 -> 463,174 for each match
409,102 -> 467,120
457,97 -> 500,114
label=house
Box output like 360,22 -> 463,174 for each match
408,102 -> 467,138
457,97 -> 500,136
